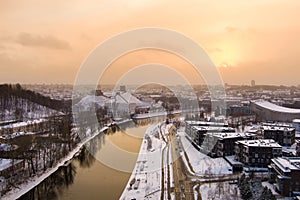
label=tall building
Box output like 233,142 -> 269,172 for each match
120,85 -> 126,92
251,80 -> 255,87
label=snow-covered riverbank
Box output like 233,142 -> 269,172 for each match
2,119 -> 132,200
177,128 -> 232,175
120,123 -> 167,200
2,131 -> 99,199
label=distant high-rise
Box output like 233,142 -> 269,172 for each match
120,85 -> 126,92
251,80 -> 255,87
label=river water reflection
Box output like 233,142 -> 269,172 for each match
19,117 -> 166,200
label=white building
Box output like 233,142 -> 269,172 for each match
250,100 -> 300,122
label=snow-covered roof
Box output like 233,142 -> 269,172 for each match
246,126 -> 260,133
0,120 -> 18,126
76,95 -> 109,109
115,92 -> 149,107
115,92 -> 141,104
282,145 -> 296,156
252,100 -> 300,114
192,126 -> 235,132
293,119 -> 300,123
272,157 -> 300,172
262,126 -> 295,132
237,139 -> 281,148
0,143 -> 18,151
0,131 -> 35,140
225,155 -> 244,165
261,122 -> 293,128
0,159 -> 23,171
214,132 -> 256,139
0,119 -> 46,130
186,120 -> 228,127
201,132 -> 255,140
76,92 -> 150,111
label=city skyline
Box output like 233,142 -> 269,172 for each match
1,0 -> 300,85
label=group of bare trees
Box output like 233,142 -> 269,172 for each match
0,84 -> 117,195
0,84 -> 71,116
1,115 -> 75,178
0,84 -> 79,194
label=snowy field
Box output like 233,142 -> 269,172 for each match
178,130 -> 232,175
200,181 -> 240,200
120,123 -> 175,200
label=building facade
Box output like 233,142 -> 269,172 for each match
293,119 -> 300,132
269,157 -> 300,197
250,100 -> 300,122
235,139 -> 282,168
263,126 -> 295,146
189,126 -> 235,148
201,132 -> 256,157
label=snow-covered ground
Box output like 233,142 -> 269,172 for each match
0,143 -> 18,151
0,124 -> 111,200
200,181 -> 240,200
120,123 -> 172,200
161,123 -> 174,199
262,181 -> 279,195
0,159 -> 23,171
0,98 -> 63,122
120,121 -> 234,200
178,130 -> 232,175
0,131 -> 36,139
0,118 -> 46,130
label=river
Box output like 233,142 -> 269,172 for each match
18,117 -> 166,200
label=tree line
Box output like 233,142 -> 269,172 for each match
0,84 -> 71,114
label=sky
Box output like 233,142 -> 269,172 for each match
0,0 -> 300,86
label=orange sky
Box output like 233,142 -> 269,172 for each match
0,0 -> 300,85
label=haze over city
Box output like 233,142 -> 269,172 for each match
1,0 -> 300,85
2,2 -> 300,200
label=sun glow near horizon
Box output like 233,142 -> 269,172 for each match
1,0 -> 300,85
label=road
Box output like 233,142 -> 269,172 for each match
160,122 -> 239,200
169,126 -> 196,200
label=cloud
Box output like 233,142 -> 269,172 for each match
225,26 -> 238,33
16,32 -> 71,50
